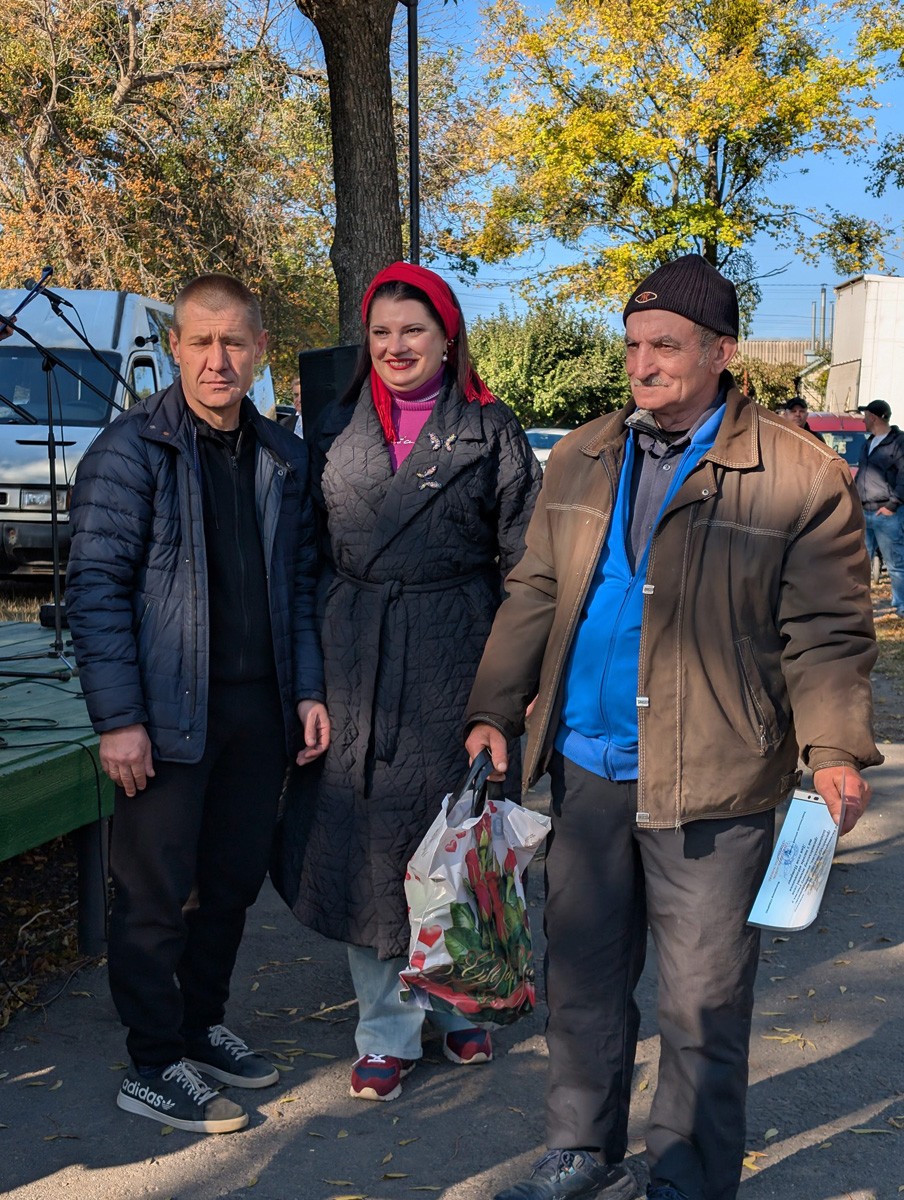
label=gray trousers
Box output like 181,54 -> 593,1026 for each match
544,753 -> 774,1200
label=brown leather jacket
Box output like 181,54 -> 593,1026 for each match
466,382 -> 882,828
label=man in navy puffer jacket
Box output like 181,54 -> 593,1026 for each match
66,275 -> 330,1135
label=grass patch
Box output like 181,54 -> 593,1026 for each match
0,581 -> 51,623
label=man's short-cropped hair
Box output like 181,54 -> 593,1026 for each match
173,274 -> 263,335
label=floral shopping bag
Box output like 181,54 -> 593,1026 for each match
399,750 -> 551,1026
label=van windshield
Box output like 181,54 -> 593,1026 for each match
821,430 -> 866,467
0,347 -> 123,426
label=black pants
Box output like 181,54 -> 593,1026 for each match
107,680 -> 287,1067
544,753 -> 774,1200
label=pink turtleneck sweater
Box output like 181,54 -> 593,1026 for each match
387,367 -> 446,471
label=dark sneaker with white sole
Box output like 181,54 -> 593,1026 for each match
494,1150 -> 638,1200
117,1060 -> 248,1133
185,1024 -> 279,1088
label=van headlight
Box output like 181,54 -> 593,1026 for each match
20,488 -> 69,511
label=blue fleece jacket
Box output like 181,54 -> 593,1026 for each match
555,403 -> 726,780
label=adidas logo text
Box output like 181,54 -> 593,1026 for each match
122,1077 -> 176,1111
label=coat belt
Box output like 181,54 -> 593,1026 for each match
336,567 -> 489,798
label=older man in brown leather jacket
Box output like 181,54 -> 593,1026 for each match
465,256 -> 880,1200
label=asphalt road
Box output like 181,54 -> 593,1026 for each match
1,745 -> 902,1200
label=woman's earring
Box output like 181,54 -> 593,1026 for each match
442,351 -> 448,363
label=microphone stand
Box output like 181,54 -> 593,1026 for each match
38,287 -> 139,406
0,308 -> 132,680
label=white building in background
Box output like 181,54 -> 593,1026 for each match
826,274 -> 904,423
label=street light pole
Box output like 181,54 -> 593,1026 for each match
399,0 -> 420,264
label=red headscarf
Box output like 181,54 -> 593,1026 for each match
360,261 -> 494,444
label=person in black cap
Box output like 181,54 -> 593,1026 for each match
465,253 -> 880,1200
855,399 -> 904,615
776,396 -> 826,441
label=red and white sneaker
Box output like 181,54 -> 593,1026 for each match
443,1028 -> 493,1065
349,1054 -> 416,1101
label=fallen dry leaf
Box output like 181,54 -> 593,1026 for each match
833,959 -> 851,966
769,976 -> 786,982
247,1178 -> 258,1187
764,1127 -> 778,1141
818,1141 -> 832,1149
307,1131 -> 326,1138
839,986 -> 848,994
160,1125 -> 174,1136
399,1137 -> 420,1145
322,1181 -> 354,1187
888,1116 -> 904,1129
382,1153 -> 393,1164
851,1127 -> 892,1135
875,996 -> 887,1003
250,981 -> 260,991
70,991 -> 93,998
337,1129 -> 349,1139
49,1080 -> 62,1091
638,1080 -> 649,1091
772,936 -> 790,943
383,1173 -> 410,1180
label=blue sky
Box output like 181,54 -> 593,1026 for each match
408,0 -> 904,339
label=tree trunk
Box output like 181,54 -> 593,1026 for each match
296,0 -> 404,342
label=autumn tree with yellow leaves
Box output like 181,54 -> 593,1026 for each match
468,0 -> 890,322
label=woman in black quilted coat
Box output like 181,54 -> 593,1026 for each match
273,262 -> 541,1101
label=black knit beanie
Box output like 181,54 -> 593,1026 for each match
623,254 -> 739,338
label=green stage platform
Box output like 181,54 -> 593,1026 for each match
0,621 -> 112,952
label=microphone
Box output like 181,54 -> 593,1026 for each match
35,285 -> 74,311
24,268 -> 74,311
0,267 -> 55,333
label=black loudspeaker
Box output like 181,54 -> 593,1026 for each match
298,344 -> 361,436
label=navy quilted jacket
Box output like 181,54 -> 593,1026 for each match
272,380 -> 541,958
66,383 -> 324,762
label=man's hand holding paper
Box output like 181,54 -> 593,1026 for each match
813,764 -> 872,835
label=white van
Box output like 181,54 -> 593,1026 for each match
0,288 -> 275,575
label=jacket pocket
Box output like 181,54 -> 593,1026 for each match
734,636 -> 787,755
